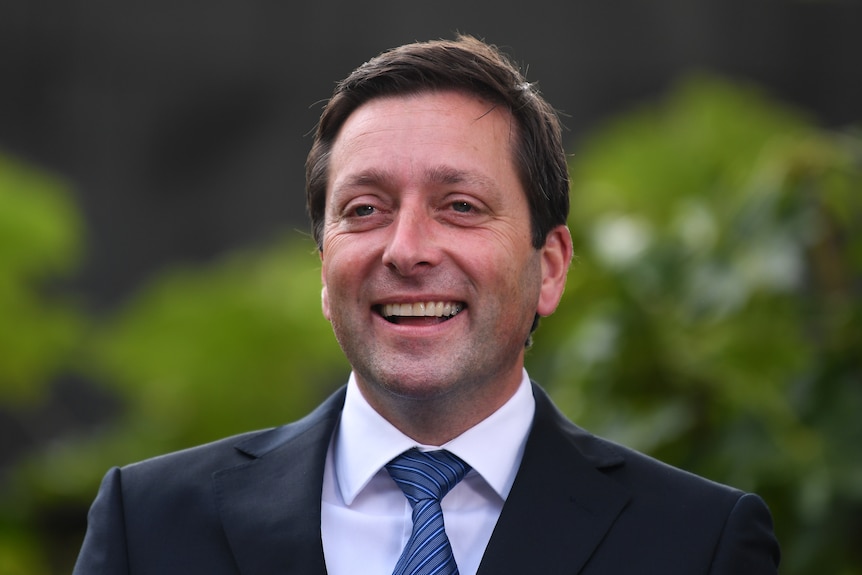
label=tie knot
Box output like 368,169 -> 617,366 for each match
386,449 -> 470,506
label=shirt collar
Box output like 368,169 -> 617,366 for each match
333,370 -> 535,505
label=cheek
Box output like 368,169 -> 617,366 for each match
504,249 -> 544,308
319,246 -> 368,310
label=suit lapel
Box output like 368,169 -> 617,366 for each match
477,384 -> 631,575
213,388 -> 346,575
210,383 -> 628,575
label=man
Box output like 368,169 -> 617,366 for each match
73,36 -> 780,574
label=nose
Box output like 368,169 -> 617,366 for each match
381,205 -> 441,276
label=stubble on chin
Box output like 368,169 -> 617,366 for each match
351,355 -> 523,445
355,373 -> 487,444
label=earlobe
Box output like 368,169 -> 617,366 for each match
320,254 -> 331,321
321,286 -> 330,320
536,225 -> 573,317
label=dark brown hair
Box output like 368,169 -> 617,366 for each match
305,35 -> 569,250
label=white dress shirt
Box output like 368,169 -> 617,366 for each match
321,370 -> 536,575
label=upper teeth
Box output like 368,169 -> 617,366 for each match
382,302 -> 463,318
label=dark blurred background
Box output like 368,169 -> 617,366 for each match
1,1 -> 861,574
2,0 -> 859,310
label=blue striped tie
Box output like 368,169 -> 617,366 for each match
385,449 -> 471,575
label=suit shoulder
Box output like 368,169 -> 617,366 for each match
571,428 -> 750,513
120,427 -> 272,483
535,385 -> 745,503
120,386 -> 346,485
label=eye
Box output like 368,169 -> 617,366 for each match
354,205 -> 376,217
451,201 -> 473,213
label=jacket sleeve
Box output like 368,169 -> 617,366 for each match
72,467 -> 130,574
709,492 -> 780,574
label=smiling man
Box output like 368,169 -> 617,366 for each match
74,36 -> 780,575
319,90 -> 570,446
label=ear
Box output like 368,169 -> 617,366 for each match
320,251 -> 331,321
536,225 -> 573,317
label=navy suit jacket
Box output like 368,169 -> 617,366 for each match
73,383 -> 780,574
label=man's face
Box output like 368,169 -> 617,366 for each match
320,91 -> 568,411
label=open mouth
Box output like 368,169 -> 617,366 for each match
376,301 -> 465,325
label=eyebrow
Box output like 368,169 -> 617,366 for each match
425,165 -> 496,192
335,165 -> 497,195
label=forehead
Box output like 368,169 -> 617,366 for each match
328,91 -> 520,192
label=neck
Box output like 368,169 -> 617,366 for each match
356,372 -> 523,445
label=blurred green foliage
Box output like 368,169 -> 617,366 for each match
15,238 -> 349,498
0,155 -> 85,405
0,154 -> 87,575
0,155 -> 347,572
0,75 -> 859,574
528,76 -> 862,574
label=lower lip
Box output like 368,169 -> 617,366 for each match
375,310 -> 464,334
388,316 -> 453,327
